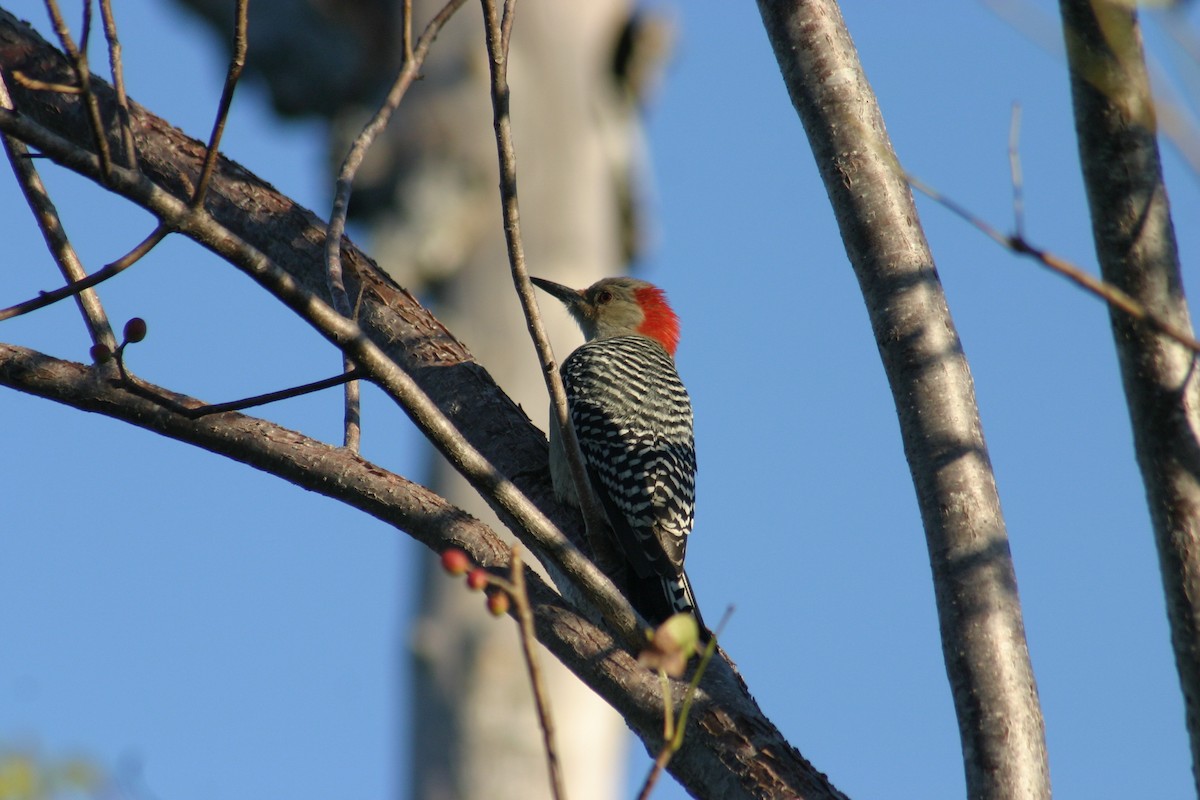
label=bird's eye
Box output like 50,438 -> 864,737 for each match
595,290 -> 612,304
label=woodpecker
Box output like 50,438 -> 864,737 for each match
531,276 -> 705,637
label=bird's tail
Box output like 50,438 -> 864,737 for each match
632,569 -> 709,643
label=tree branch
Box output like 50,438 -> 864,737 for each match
0,70 -> 115,350
0,10 -> 848,796
1059,0 -> 1200,792
756,2 -> 1050,798
323,0 -> 468,451
478,0 -> 619,577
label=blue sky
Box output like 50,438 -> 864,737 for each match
3,1 -> 1199,799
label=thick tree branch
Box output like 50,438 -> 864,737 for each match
1059,1 -> 1200,792
0,10 -> 638,650
0,341 -> 632,745
756,2 -> 1050,799
0,10 -> 846,798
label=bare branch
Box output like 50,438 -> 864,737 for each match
0,224 -> 168,322
97,0 -> 135,168
1059,0 -> 1200,790
0,71 -> 115,350
509,547 -> 566,800
114,345 -> 363,419
907,173 -> 1200,353
757,1 -> 1050,798
323,0 -> 468,450
401,0 -> 413,62
44,0 -> 112,181
192,0 -> 247,209
478,0 -> 616,567
10,70 -> 81,92
1008,102 -> 1025,239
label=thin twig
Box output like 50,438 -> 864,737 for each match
44,0 -> 112,182
509,547 -> 566,800
401,0 -> 414,62
115,343 -> 364,418
1,343 -> 531,594
0,224 -> 167,322
907,172 -> 1200,353
1008,102 -> 1025,240
97,0 -> 136,169
450,545 -> 565,798
324,0 -> 467,450
498,0 -> 517,57
341,371 -> 362,450
192,0 -> 248,208
9,71 -> 82,93
636,608 -> 731,800
0,71 -> 115,349
78,0 -> 92,54
478,0 -> 616,564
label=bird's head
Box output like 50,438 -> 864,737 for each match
531,276 -> 680,355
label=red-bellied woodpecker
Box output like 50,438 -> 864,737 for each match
531,276 -> 706,637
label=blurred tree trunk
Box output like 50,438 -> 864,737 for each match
171,1 -> 664,798
358,4 -> 654,799
1058,0 -> 1200,792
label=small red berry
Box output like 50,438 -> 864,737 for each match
486,590 -> 510,616
440,548 -> 471,576
466,568 -> 490,591
123,317 -> 147,343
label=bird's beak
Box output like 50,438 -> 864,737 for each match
530,277 -> 584,308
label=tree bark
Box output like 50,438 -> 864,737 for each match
755,3 -> 1051,799
1058,0 -> 1200,792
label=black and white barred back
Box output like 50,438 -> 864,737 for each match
561,334 -> 704,629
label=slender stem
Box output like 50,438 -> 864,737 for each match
78,0 -> 92,53
97,0 -> 135,169
44,0 -> 112,182
1007,102 -> 1025,240
401,0 -> 413,62
115,347 -> 364,419
323,0 -> 467,450
907,173 -> 1200,353
636,609 -> 727,800
0,224 -> 167,322
478,0 -> 616,565
0,71 -> 115,349
193,0 -> 248,209
9,72 -> 81,93
510,548 -> 566,800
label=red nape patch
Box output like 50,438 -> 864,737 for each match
635,286 -> 681,355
